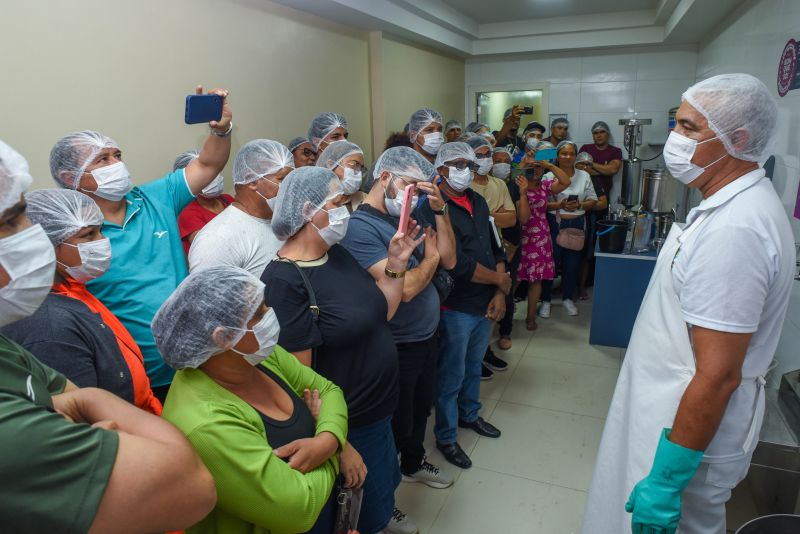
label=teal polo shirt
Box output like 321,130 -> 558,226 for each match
86,169 -> 194,387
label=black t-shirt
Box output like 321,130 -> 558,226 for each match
252,366 -> 316,450
501,178 -> 522,245
261,245 -> 399,428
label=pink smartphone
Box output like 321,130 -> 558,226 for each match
398,183 -> 415,233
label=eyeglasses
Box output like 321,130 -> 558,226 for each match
299,148 -> 314,157
342,161 -> 367,173
446,160 -> 479,171
474,152 -> 491,159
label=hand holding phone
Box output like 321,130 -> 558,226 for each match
398,183 -> 416,233
185,94 -> 223,124
567,194 -> 579,202
534,148 -> 557,162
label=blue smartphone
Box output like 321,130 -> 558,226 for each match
534,148 -> 557,161
185,94 -> 223,124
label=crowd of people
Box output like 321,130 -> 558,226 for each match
0,85 -> 624,534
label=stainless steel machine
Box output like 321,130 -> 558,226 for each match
619,118 -> 652,208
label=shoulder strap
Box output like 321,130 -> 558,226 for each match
281,258 -> 319,322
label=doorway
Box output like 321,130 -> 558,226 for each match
475,89 -> 546,133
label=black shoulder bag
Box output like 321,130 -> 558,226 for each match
279,257 -> 320,367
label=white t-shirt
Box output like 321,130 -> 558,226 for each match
544,169 -> 597,216
188,204 -> 283,278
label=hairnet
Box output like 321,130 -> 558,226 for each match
465,135 -> 492,152
556,140 -> 577,154
372,146 -> 435,184
173,149 -> 199,171
272,166 -> 344,241
50,130 -> 120,189
287,137 -> 310,153
493,146 -> 513,156
536,140 -> 556,151
551,117 -> 569,128
315,141 -> 363,171
408,108 -> 443,142
576,151 -> 594,164
591,121 -> 610,133
0,140 -> 33,215
25,189 -> 103,246
466,122 -> 489,133
233,139 -> 294,185
682,73 -> 777,162
523,121 -> 546,135
445,120 -> 462,132
307,112 -> 347,152
434,142 -> 476,169
152,265 -> 265,369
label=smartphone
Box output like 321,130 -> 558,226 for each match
534,148 -> 557,161
185,94 -> 223,124
567,194 -> 579,202
398,183 -> 415,233
333,485 -> 363,534
521,106 -> 534,115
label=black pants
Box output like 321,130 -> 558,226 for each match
392,335 -> 438,475
498,245 -> 521,337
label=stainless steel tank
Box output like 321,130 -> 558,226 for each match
640,168 -> 666,211
618,118 -> 652,207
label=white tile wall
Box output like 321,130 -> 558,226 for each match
696,0 -> 800,386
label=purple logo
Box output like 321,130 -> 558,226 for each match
777,39 -> 797,97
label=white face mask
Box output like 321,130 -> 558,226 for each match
477,158 -> 493,176
384,179 -> 418,218
420,132 -> 444,155
232,308 -> 281,365
663,131 -> 727,185
339,166 -> 363,195
201,174 -> 225,197
0,224 -> 56,327
492,163 -> 511,179
255,177 -> 280,212
312,205 -> 350,246
447,166 -> 474,192
86,162 -> 133,201
57,237 -> 112,283
526,137 -> 540,151
266,195 -> 277,211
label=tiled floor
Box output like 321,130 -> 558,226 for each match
396,296 -> 622,533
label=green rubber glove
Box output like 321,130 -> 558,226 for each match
625,428 -> 704,534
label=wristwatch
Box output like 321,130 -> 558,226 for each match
385,267 -> 406,279
432,204 -> 448,216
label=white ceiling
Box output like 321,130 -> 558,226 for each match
440,0 -> 660,24
274,0 -> 745,57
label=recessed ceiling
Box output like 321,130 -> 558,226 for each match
440,0 -> 659,24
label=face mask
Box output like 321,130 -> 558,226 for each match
312,206 -> 350,246
340,166 -> 363,195
256,177 -> 280,211
201,174 -> 225,197
447,166 -> 473,192
232,308 -> 281,365
384,180 -> 418,218
86,162 -> 132,201
266,196 -> 277,211
420,132 -> 444,155
0,225 -> 56,327
492,163 -> 511,180
663,131 -> 727,185
57,237 -> 112,283
477,158 -> 493,176
526,137 -> 540,151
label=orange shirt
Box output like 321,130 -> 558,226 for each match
53,278 -> 162,415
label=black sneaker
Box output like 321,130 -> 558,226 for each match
484,349 -> 509,372
481,364 -> 494,381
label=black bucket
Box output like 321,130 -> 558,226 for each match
735,514 -> 800,533
596,220 -> 628,253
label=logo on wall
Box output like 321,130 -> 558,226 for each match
777,39 -> 798,97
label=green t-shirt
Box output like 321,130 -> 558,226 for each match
0,334 -> 119,532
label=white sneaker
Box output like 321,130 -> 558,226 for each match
538,301 -> 551,318
381,507 -> 419,534
563,298 -> 579,316
402,458 -> 454,489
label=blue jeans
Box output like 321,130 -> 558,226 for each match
348,417 -> 401,534
435,309 -> 492,444
542,216 -> 584,302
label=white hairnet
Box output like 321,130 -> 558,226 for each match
408,108 -> 443,142
682,73 -> 777,162
287,137 -> 310,153
556,140 -> 577,154
152,265 -> 265,369
233,139 -> 294,185
536,140 -> 556,151
445,120 -> 462,132
551,117 -> 569,128
466,135 -> 492,152
434,142 -> 476,169
272,167 -> 344,241
493,146 -> 513,156
372,146 -> 435,184
315,141 -> 363,171
466,122 -> 489,133
25,189 -> 103,246
308,112 -> 348,152
173,149 -> 199,171
0,140 -> 33,215
576,151 -> 594,164
50,130 -> 120,189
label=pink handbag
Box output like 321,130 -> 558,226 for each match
555,214 -> 586,251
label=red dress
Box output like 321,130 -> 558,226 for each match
517,179 -> 555,282
177,194 -> 234,254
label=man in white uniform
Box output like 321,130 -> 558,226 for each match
582,73 -> 795,534
189,139 -> 293,278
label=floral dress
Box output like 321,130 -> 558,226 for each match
517,178 -> 555,281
